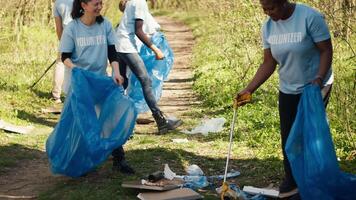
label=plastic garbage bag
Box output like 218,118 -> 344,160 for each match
46,68 -> 137,177
286,85 -> 356,200
127,32 -> 174,113
183,117 -> 226,136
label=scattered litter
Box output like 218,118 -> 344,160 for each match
209,169 -> 240,181
182,117 -> 226,136
243,186 -> 279,198
171,138 -> 189,143
0,119 -> 34,134
186,164 -> 204,176
122,180 -> 181,191
147,171 -> 165,182
217,184 -> 266,200
137,188 -> 202,200
164,164 -> 177,180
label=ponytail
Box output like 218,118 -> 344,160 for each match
71,0 -> 104,23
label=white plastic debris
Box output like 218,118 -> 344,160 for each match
186,164 -> 204,176
171,138 -> 189,143
183,117 -> 226,136
164,164 -> 177,180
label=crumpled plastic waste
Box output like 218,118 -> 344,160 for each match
183,117 -> 226,136
163,164 -> 240,190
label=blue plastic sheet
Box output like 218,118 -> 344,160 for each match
127,32 -> 174,113
286,85 -> 356,200
46,68 -> 137,177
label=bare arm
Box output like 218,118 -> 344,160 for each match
243,48 -> 277,94
63,58 -> 75,69
135,19 -> 164,59
54,16 -> 63,40
312,39 -> 333,87
234,48 -> 277,106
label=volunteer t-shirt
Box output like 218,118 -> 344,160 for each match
53,0 -> 73,28
60,18 -> 117,75
262,4 -> 333,94
115,0 -> 154,53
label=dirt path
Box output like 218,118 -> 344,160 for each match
0,16 -> 196,199
135,16 -> 198,132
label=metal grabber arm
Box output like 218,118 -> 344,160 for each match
220,93 -> 252,200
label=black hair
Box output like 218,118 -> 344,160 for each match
71,0 -> 104,23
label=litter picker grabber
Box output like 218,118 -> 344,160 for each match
29,59 -> 56,89
220,93 -> 251,200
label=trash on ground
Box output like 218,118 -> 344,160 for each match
171,138 -> 189,143
122,179 -> 182,191
242,186 -> 279,198
164,164 -> 209,189
0,119 -> 34,134
208,169 -> 240,181
186,164 -> 204,176
217,184 -> 266,200
182,117 -> 226,136
137,188 -> 202,200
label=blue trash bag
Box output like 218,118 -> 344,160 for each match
127,31 -> 174,113
286,85 -> 356,200
46,68 -> 137,177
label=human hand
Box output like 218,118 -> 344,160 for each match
154,48 -> 165,60
311,76 -> 323,88
113,72 -> 124,85
234,90 -> 252,109
150,44 -> 164,60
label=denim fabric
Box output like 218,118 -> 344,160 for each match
118,52 -> 160,113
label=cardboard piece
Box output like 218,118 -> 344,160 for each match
137,188 -> 203,200
242,186 -> 279,198
122,179 -> 183,191
0,119 -> 34,134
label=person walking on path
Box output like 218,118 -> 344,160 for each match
60,0 -> 135,175
52,0 -> 74,103
115,0 -> 182,134
235,0 -> 333,198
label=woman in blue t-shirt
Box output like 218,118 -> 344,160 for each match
60,0 -> 135,175
235,0 -> 333,198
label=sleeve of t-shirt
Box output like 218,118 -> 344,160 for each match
105,20 -> 118,46
307,13 -> 331,43
59,24 -> 75,53
134,0 -> 147,20
53,3 -> 60,17
262,23 -> 270,49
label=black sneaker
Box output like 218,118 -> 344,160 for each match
279,178 -> 298,198
153,111 -> 182,134
113,159 -> 135,175
167,117 -> 183,130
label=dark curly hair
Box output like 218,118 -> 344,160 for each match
71,0 -> 104,23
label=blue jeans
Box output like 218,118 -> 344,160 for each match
118,52 -> 160,113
